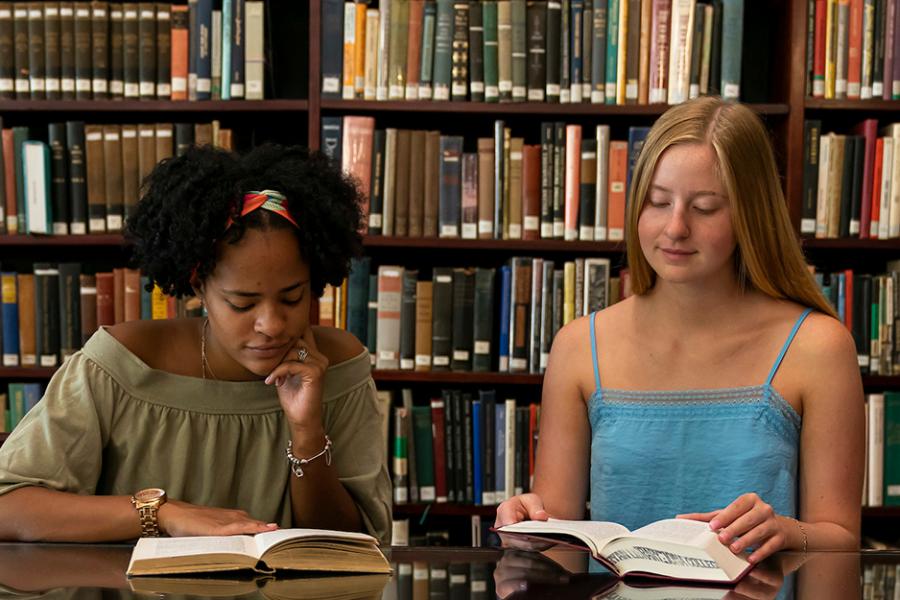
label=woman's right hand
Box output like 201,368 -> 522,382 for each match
157,500 -> 279,537
495,493 -> 550,527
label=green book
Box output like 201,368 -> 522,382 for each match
7,383 -> 25,431
12,126 -> 29,233
720,0 -> 743,101
885,392 -> 900,505
604,0 -> 618,104
432,0 -> 454,100
411,405 -> 436,502
482,0 -> 499,102
388,0 -> 409,100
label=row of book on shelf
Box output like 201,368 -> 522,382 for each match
0,0 -> 265,101
1,382 -> 43,433
0,266 -> 200,369
381,561 -> 495,599
806,0 -> 900,101
0,119 -> 232,236
863,564 -> 900,600
390,388 -> 540,507
865,392 -> 900,508
324,116 -> 649,241
324,256 -> 622,374
322,0 -> 746,105
802,119 -> 900,241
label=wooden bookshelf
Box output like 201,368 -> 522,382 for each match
0,100 -> 309,113
363,236 -> 625,253
802,238 -> 900,251
863,507 -> 900,518
0,368 -> 57,379
0,235 -> 127,247
393,503 -> 498,518
372,371 -> 542,385
805,99 -> 900,111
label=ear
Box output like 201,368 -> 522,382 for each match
190,271 -> 204,302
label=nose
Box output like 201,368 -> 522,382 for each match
254,302 -> 287,338
664,204 -> 690,240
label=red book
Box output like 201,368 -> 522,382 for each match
124,268 -> 142,322
847,0 -> 863,99
430,398 -> 448,504
563,125 -> 582,241
342,116 -> 375,234
522,144 -> 541,241
113,267 -> 125,324
871,137 -> 884,238
95,272 -> 115,328
648,0 -> 671,103
607,141 -> 629,241
169,5 -> 188,101
813,0 -> 826,97
855,119 -> 878,238
2,129 -> 16,234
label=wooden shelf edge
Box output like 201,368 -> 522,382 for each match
0,234 -> 127,246
0,367 -> 57,378
371,370 -> 543,385
805,98 -> 900,111
393,503 -> 498,518
363,236 -> 625,252
0,99 -> 309,112
322,99 -> 789,116
802,238 -> 900,250
863,507 -> 900,517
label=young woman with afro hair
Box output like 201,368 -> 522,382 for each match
0,144 -> 391,544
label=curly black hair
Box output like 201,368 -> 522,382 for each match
126,144 -> 364,298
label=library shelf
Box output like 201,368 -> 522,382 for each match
802,238 -> 900,251
863,507 -> 900,518
363,236 -> 625,253
0,367 -> 56,379
805,99 -> 900,112
371,371 -> 543,385
0,99 -> 309,113
0,234 -> 127,247
393,503 -> 498,518
862,376 -> 900,390
321,99 -> 790,117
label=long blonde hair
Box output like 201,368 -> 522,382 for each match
625,97 -> 837,319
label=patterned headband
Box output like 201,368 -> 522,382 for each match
225,190 -> 300,230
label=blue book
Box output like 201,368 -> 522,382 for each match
498,265 -> 512,372
22,383 -> 42,414
626,127 -> 651,200
720,0 -> 744,101
189,0 -> 213,100
494,401 -> 506,503
347,257 -> 371,345
438,136 -> 464,238
569,0 -> 583,101
220,0 -> 233,100
320,116 -> 342,166
837,273 -> 846,324
140,275 -> 152,320
320,0 -> 344,99
7,383 -> 24,430
1,273 -> 19,366
472,399 -> 483,505
229,0 -> 245,98
604,0 -> 619,104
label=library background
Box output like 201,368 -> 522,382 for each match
0,0 -> 896,549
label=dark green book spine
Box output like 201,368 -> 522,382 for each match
399,269 -> 418,370
411,405 -> 437,501
884,393 -> 900,505
545,0 -> 560,101
526,1 -> 546,101
511,0 -> 527,100
13,126 -> 28,233
472,267 -> 495,372
482,0 -> 499,101
591,0 -> 606,102
468,0 -> 485,101
48,123 -> 69,235
431,266 -> 454,371
57,262 -> 81,359
34,263 -> 60,368
433,0 -> 454,100
450,267 -> 475,371
66,121 -> 86,234
366,274 -> 378,366
347,256 -> 371,346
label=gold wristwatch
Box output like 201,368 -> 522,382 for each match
131,488 -> 167,537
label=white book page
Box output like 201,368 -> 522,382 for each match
253,528 -> 377,555
498,519 -> 630,554
132,535 -> 256,561
629,519 -> 713,546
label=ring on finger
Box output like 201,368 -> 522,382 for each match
296,347 -> 309,363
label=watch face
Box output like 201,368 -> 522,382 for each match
134,488 -> 166,503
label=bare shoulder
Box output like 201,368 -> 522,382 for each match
312,326 -> 366,366
105,318 -> 199,371
790,310 -> 858,368
552,296 -> 633,353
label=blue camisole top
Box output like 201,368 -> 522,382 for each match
587,308 -> 811,531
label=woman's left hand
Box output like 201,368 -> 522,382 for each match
265,326 -> 329,433
677,493 -> 791,564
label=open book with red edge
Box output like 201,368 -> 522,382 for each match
494,518 -> 754,586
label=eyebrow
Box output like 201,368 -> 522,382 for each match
650,184 -> 722,198
221,280 -> 308,297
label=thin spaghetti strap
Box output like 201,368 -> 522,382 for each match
590,311 -> 601,391
765,308 -> 814,385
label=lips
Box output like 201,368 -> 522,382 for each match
245,343 -> 290,358
660,248 -> 696,255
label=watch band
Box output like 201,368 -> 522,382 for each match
136,504 -> 162,537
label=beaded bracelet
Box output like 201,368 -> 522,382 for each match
285,436 -> 333,478
793,517 -> 808,554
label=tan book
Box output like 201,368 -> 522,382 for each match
79,273 -> 97,345
617,0 -> 628,104
638,0 -> 653,103
137,124 -> 156,186
422,130 -> 441,237
84,124 -> 106,233
217,128 -> 233,150
154,123 -> 173,162
16,273 -> 35,366
102,124 -> 124,232
405,0 -> 424,99
341,2 -> 356,99
477,138 -> 494,239
508,137 -> 524,239
497,0 -> 513,101
194,123 -> 213,147
826,134 -> 845,239
112,267 -> 125,324
382,128 -> 397,235
393,129 -> 412,236
414,280 -> 433,371
121,124 -> 139,222
407,130 -> 426,237
126,529 -> 390,577
387,0 -> 409,100
244,1 -> 264,99
124,268 -> 141,322
318,284 -> 335,327
522,144 -> 541,241
363,8 -> 379,99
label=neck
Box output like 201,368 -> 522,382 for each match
201,318 -> 260,382
637,272 -> 751,335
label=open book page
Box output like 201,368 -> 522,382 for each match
596,580 -> 730,600
628,519 -> 715,546
498,519 -> 631,555
131,535 -> 258,562
253,529 -> 379,556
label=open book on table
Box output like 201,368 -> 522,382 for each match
127,572 -> 391,600
126,528 -> 391,577
496,518 -> 752,585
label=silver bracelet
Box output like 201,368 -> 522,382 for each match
285,436 -> 333,478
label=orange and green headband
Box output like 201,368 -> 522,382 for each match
225,190 -> 299,230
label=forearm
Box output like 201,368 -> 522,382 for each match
781,515 -> 859,552
0,487 -> 142,542
288,428 -> 363,533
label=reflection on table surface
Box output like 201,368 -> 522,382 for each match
0,542 -> 891,599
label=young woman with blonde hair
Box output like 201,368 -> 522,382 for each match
496,97 -> 863,564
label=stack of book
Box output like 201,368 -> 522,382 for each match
1,266 -> 200,370
1,381 -> 43,432
0,120 -> 232,236
864,392 -> 900,509
322,0 -> 746,104
0,0 -> 265,102
324,115 -> 650,240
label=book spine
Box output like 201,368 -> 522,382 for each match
388,0 -> 408,100
497,0 -> 512,101
376,265 -> 404,370
90,1 -> 108,99
45,2 -> 62,99
563,124 -> 581,241
244,1 -> 264,99
432,397 -> 449,502
451,1 -> 469,101
579,138 -> 596,240
229,0 -> 244,98
419,1 -> 436,99
321,0 -> 343,98
468,0 -> 484,101
432,0 -> 454,101
27,2 -> 45,99
498,264 -> 511,372
431,266 -> 454,371
511,0 -> 527,100
802,120 -> 822,236
368,129 -> 386,235
13,5 -> 28,98
366,274 -> 378,365
483,0 -> 499,102
720,0 -> 743,100
0,3 -> 14,99
461,151 -> 478,239
363,8 -> 379,100
0,272 -> 18,366
526,0 -> 546,102
102,125 -> 123,233
545,0 -> 560,101
450,267 -> 475,371
414,280 -> 433,370
376,0 -> 391,100
472,267 -> 495,372
399,269 -> 418,370
438,135 -> 463,239
138,3 -> 157,98
591,0 -> 607,103
48,123 -> 68,235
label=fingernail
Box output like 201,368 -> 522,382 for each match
718,532 -> 730,543
267,523 -> 278,527
730,543 -> 740,552
709,519 -> 720,530
264,376 -> 272,385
